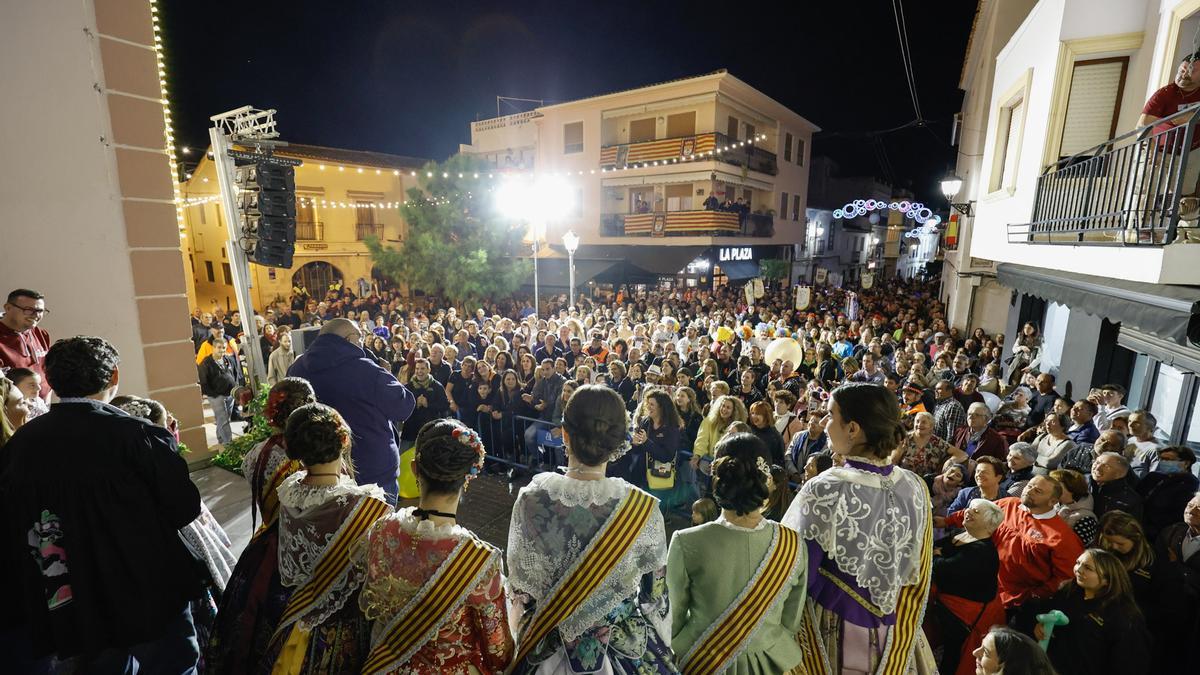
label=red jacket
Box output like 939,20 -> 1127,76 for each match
0,322 -> 51,397
946,497 -> 1083,608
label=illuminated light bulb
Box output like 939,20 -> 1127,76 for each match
473,173 -> 479,178
319,164 -> 325,170
443,172 -> 448,178
357,167 -> 363,173
202,177 -> 209,182
426,172 -> 432,177
339,166 -> 344,172
375,169 -> 381,175
393,169 -> 399,175
410,171 -> 416,176
458,173 -> 463,178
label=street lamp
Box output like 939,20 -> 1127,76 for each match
940,173 -> 964,200
495,175 -> 575,318
563,230 -> 580,311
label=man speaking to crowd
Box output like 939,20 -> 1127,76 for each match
288,318 -> 414,504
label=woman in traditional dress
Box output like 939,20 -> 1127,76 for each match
205,378 -> 316,674
259,403 -> 392,674
358,418 -> 512,674
667,432 -> 807,674
506,384 -> 677,674
782,382 -> 937,675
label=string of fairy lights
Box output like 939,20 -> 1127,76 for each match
148,0 -> 186,238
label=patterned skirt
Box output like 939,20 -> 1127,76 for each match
797,601 -> 937,675
204,525 -> 290,675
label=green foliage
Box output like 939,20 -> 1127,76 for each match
367,154 -> 531,306
759,258 -> 790,281
210,383 -> 273,475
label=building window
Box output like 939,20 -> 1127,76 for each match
1150,363 -> 1187,442
792,195 -> 801,221
221,262 -> 233,285
198,204 -> 206,225
991,95 -> 1026,193
745,123 -> 756,141
797,138 -> 805,166
666,111 -> 696,137
189,254 -> 194,273
194,232 -> 205,253
784,133 -> 793,162
727,116 -> 739,141
780,192 -> 788,217
628,118 -> 655,144
564,122 -> 584,154
204,260 -> 215,283
1058,57 -> 1129,159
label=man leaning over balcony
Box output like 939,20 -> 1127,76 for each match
1139,51 -> 1200,227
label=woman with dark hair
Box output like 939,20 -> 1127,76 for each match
517,352 -> 538,391
1035,549 -> 1150,675
782,383 -> 937,673
1051,468 -> 1099,546
506,385 -> 675,674
673,386 -> 703,450
666,433 -> 807,674
972,626 -> 1057,675
260,403 -> 392,674
748,400 -> 785,466
629,388 -> 683,505
206,377 -> 318,673
946,455 -> 1008,514
358,419 -> 512,673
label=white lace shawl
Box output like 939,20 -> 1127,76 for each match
781,464 -> 930,615
276,473 -> 387,628
506,473 -> 666,643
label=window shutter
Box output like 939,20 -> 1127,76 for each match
1002,99 -> 1024,190
1059,59 -> 1126,157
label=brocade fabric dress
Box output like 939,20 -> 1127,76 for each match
359,508 -> 513,673
506,473 -> 677,674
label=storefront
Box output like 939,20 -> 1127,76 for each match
677,245 -> 792,290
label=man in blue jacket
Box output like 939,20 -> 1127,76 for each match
288,318 -> 414,503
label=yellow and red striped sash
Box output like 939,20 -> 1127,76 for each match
506,489 -> 656,674
273,495 -> 391,634
681,525 -> 800,675
254,457 -> 301,541
361,537 -> 496,674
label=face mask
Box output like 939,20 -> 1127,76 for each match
1157,460 -> 1186,475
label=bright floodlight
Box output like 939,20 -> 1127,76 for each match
495,174 -> 575,223
563,230 -> 580,253
940,173 -> 964,199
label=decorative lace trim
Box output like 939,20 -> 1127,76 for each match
782,465 -> 928,616
528,472 -> 627,507
277,472 -> 385,511
714,514 -> 769,532
507,481 -> 667,643
387,507 -> 473,540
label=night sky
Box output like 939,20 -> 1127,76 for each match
161,0 -> 976,201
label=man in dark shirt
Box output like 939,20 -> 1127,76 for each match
1026,372 -> 1061,429
533,334 -> 564,364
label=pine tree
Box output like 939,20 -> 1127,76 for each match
366,155 -> 531,306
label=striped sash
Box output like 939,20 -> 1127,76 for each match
252,447 -> 300,541
797,503 -> 934,675
681,525 -> 800,674
361,537 -> 497,674
273,495 -> 391,634
506,489 -> 656,674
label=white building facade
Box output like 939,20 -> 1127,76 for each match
461,70 -> 817,294
948,0 -> 1200,449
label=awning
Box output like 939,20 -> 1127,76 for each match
996,263 -> 1200,346
718,260 -> 760,280
530,258 -> 620,288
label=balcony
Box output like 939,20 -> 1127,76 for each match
599,132 -> 777,175
356,223 -> 384,240
1008,105 -> 1200,246
296,220 -> 324,241
601,209 -> 774,237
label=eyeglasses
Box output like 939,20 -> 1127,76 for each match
9,304 -> 48,317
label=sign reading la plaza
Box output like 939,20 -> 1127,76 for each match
719,247 -> 754,261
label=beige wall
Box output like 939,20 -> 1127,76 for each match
0,0 -> 207,458
182,156 -> 419,312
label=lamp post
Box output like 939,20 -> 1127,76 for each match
563,230 -> 580,311
940,173 -> 964,200
496,175 -> 575,319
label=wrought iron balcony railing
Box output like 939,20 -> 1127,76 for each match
1008,104 -> 1200,245
356,223 -> 384,240
296,220 -> 323,241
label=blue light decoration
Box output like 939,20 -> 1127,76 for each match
833,199 -> 942,229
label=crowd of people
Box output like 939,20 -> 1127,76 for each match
2,275 -> 1199,674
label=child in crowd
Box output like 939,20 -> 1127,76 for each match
691,497 -> 719,525
6,368 -> 47,419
